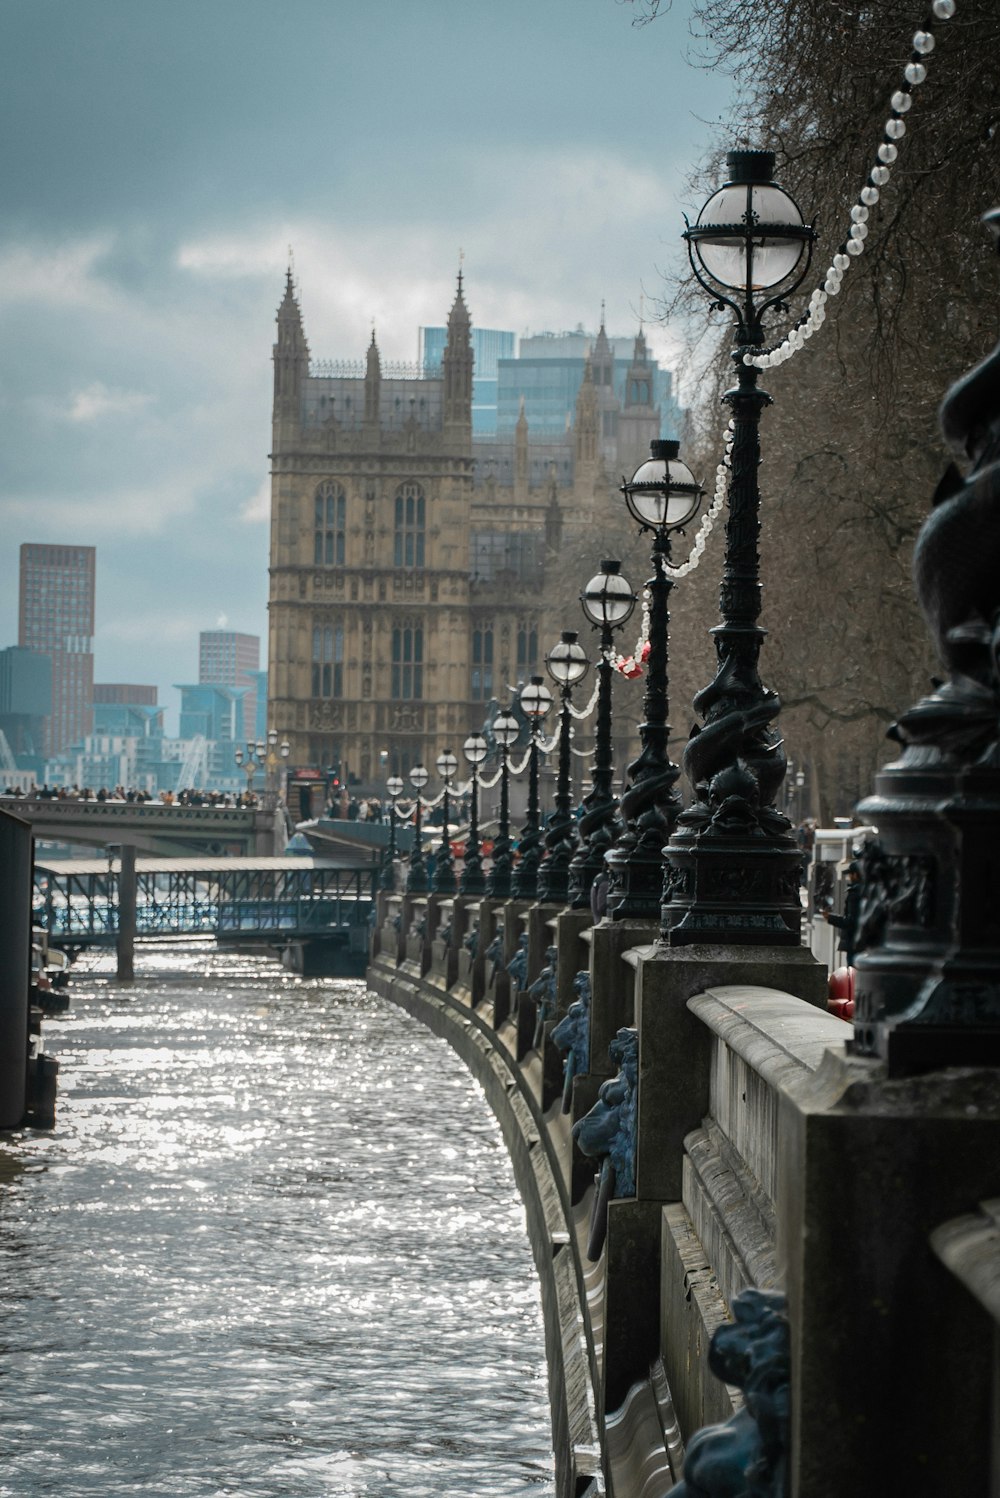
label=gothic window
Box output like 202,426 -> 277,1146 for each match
311,621 -> 344,698
471,624 -> 494,700
517,623 -> 538,675
392,623 -> 423,700
393,483 -> 425,568
314,482 -> 346,566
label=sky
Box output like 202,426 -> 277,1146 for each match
0,0 -> 735,734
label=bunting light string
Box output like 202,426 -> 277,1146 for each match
744,0 -> 957,372
594,2 -> 956,688
567,677 -> 601,720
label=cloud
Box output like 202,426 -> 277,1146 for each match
68,383 -> 154,423
239,479 -> 270,525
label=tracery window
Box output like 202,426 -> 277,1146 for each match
392,623 -> 423,700
314,482 -> 346,566
517,622 -> 538,676
393,482 -> 425,568
472,625 -> 494,700
311,621 -> 344,698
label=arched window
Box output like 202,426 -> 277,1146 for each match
392,624 -> 423,700
314,482 -> 346,566
393,482 -> 425,568
472,625 -> 494,700
311,620 -> 344,698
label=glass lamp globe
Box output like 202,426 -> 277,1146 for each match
268,728 -> 278,749
546,630 -> 589,688
436,749 -> 458,781
688,149 -> 810,293
387,775 -> 404,798
581,560 -> 636,629
279,739 -> 290,759
234,747 -> 244,765
463,733 -> 488,767
622,440 -> 703,532
520,676 -> 554,720
493,711 -> 520,748
410,763 -> 429,790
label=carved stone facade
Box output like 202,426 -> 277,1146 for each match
268,271 -> 662,785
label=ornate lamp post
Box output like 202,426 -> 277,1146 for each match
568,561 -> 637,909
380,773 -> 404,893
486,707 -> 520,899
604,441 -> 703,920
538,632 -> 589,906
512,676 -> 553,900
234,740 -> 264,801
432,749 -> 459,895
460,733 -> 488,896
260,728 -> 291,811
663,148 -> 816,945
405,763 -> 430,894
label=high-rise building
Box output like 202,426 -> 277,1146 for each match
198,630 -> 260,743
267,270 -> 672,784
0,645 -> 52,767
18,543 -> 95,757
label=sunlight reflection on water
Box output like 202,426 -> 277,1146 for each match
0,944 -> 554,1497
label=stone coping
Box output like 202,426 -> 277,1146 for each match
688,984 -> 848,1091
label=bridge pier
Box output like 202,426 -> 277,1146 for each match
115,844 -> 137,983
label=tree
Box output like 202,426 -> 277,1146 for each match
631,0 -> 1000,819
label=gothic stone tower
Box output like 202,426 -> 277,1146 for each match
267,272 -> 476,782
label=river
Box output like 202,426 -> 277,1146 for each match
0,943 -> 554,1497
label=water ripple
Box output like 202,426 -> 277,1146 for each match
0,945 -> 554,1497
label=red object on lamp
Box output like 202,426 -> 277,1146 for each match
827,965 -> 855,1022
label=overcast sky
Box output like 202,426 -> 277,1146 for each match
0,0 -> 734,733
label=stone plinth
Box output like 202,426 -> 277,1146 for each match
553,910 -> 593,1019
588,919 -> 657,1078
780,1049 -> 1000,1498
633,943 -> 827,1201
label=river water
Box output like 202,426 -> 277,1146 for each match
0,943 -> 554,1497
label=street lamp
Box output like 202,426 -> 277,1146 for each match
432,749 -> 459,895
405,763 -> 430,894
538,632 -> 589,906
604,440 -> 702,921
663,149 -> 815,945
260,728 -> 291,811
568,560 -> 637,910
234,740 -> 261,802
512,676 -> 553,900
460,733 -> 489,896
486,707 -> 520,899
380,773 -> 404,893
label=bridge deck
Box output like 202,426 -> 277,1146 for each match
35,855 -> 375,945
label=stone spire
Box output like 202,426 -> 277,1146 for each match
574,356 -> 598,467
364,327 -> 381,429
592,305 -> 614,389
515,396 -> 529,496
442,268 -> 473,442
273,267 -> 309,427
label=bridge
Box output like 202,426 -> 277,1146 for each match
36,854 -> 376,975
0,794 -> 286,857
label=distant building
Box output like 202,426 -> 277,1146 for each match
18,543 -> 95,756
93,684 -> 163,743
0,645 -> 52,768
198,630 -> 260,744
267,270 -> 674,783
94,683 -> 158,707
176,682 -> 247,745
